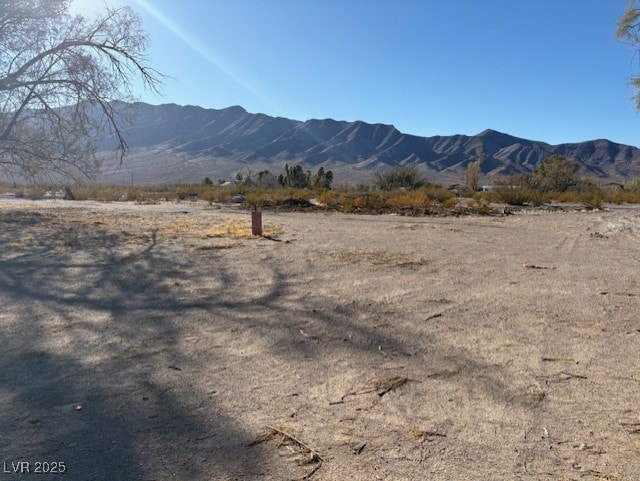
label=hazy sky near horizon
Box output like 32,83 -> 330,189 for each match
73,0 -> 640,147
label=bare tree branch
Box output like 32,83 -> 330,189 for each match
617,0 -> 640,109
0,0 -> 163,180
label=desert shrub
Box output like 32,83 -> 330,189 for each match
424,186 -> 453,203
374,166 -> 426,190
245,190 -> 265,207
268,188 -> 313,202
385,190 -> 428,208
603,190 -> 624,205
380,187 -> 450,208
551,190 -> 571,203
475,198 -> 491,215
6,184 -> 50,199
202,187 -> 233,204
255,170 -> 280,189
353,183 -> 372,192
234,171 -> 256,187
465,153 -> 485,192
204,187 -> 219,203
24,185 -> 47,200
127,187 -> 148,202
574,178 -> 599,191
309,167 -> 334,189
170,184 -> 207,200
443,196 -> 460,208
175,186 -> 191,200
495,187 -> 544,206
580,190 -> 604,210
604,189 -> 640,204
356,193 -> 387,209
531,155 -> 579,192
72,185 -> 170,203
553,190 -> 579,203
554,189 -> 603,209
316,189 -> 337,206
94,185 -> 126,201
68,184 -> 94,201
623,176 -> 640,192
278,164 -> 311,188
340,191 -> 388,212
473,191 -> 499,204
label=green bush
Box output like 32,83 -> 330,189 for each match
531,155 -> 579,192
310,167 -> 334,189
278,164 -> 311,188
374,166 -> 427,190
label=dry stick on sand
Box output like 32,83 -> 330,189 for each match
619,421 -> 640,435
248,426 -> 323,480
536,371 -> 587,383
541,357 -> 577,363
330,376 -> 409,405
523,263 -> 556,270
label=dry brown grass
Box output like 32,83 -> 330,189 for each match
385,190 -> 430,208
201,187 -> 234,204
267,188 -> 314,202
197,242 -> 241,250
72,185 -> 168,202
315,189 -> 337,206
8,180 -> 640,216
201,218 -> 283,239
336,187 -> 453,212
553,189 -> 604,209
73,213 -> 283,242
492,187 -> 545,206
603,189 -> 640,204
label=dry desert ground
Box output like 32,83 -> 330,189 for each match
1,198 -> 640,480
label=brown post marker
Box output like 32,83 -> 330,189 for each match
251,207 -> 263,236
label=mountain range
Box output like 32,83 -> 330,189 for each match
97,102 -> 640,185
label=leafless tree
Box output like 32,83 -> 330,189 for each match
465,150 -> 484,192
0,0 -> 162,180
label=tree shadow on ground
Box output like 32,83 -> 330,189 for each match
0,210 -> 274,480
0,207 -> 547,479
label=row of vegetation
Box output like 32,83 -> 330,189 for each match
4,156 -> 640,213
204,164 -> 335,190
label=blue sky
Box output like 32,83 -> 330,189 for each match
73,1 -> 640,147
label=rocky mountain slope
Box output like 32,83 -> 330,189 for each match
97,102 -> 640,185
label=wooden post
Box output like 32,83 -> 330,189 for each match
251,208 -> 262,236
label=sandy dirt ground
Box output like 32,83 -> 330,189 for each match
1,198 -> 640,480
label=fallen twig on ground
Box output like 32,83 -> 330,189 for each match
536,371 -> 587,383
541,357 -> 577,363
248,426 -> 323,480
330,376 -> 409,404
619,421 -> 640,435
